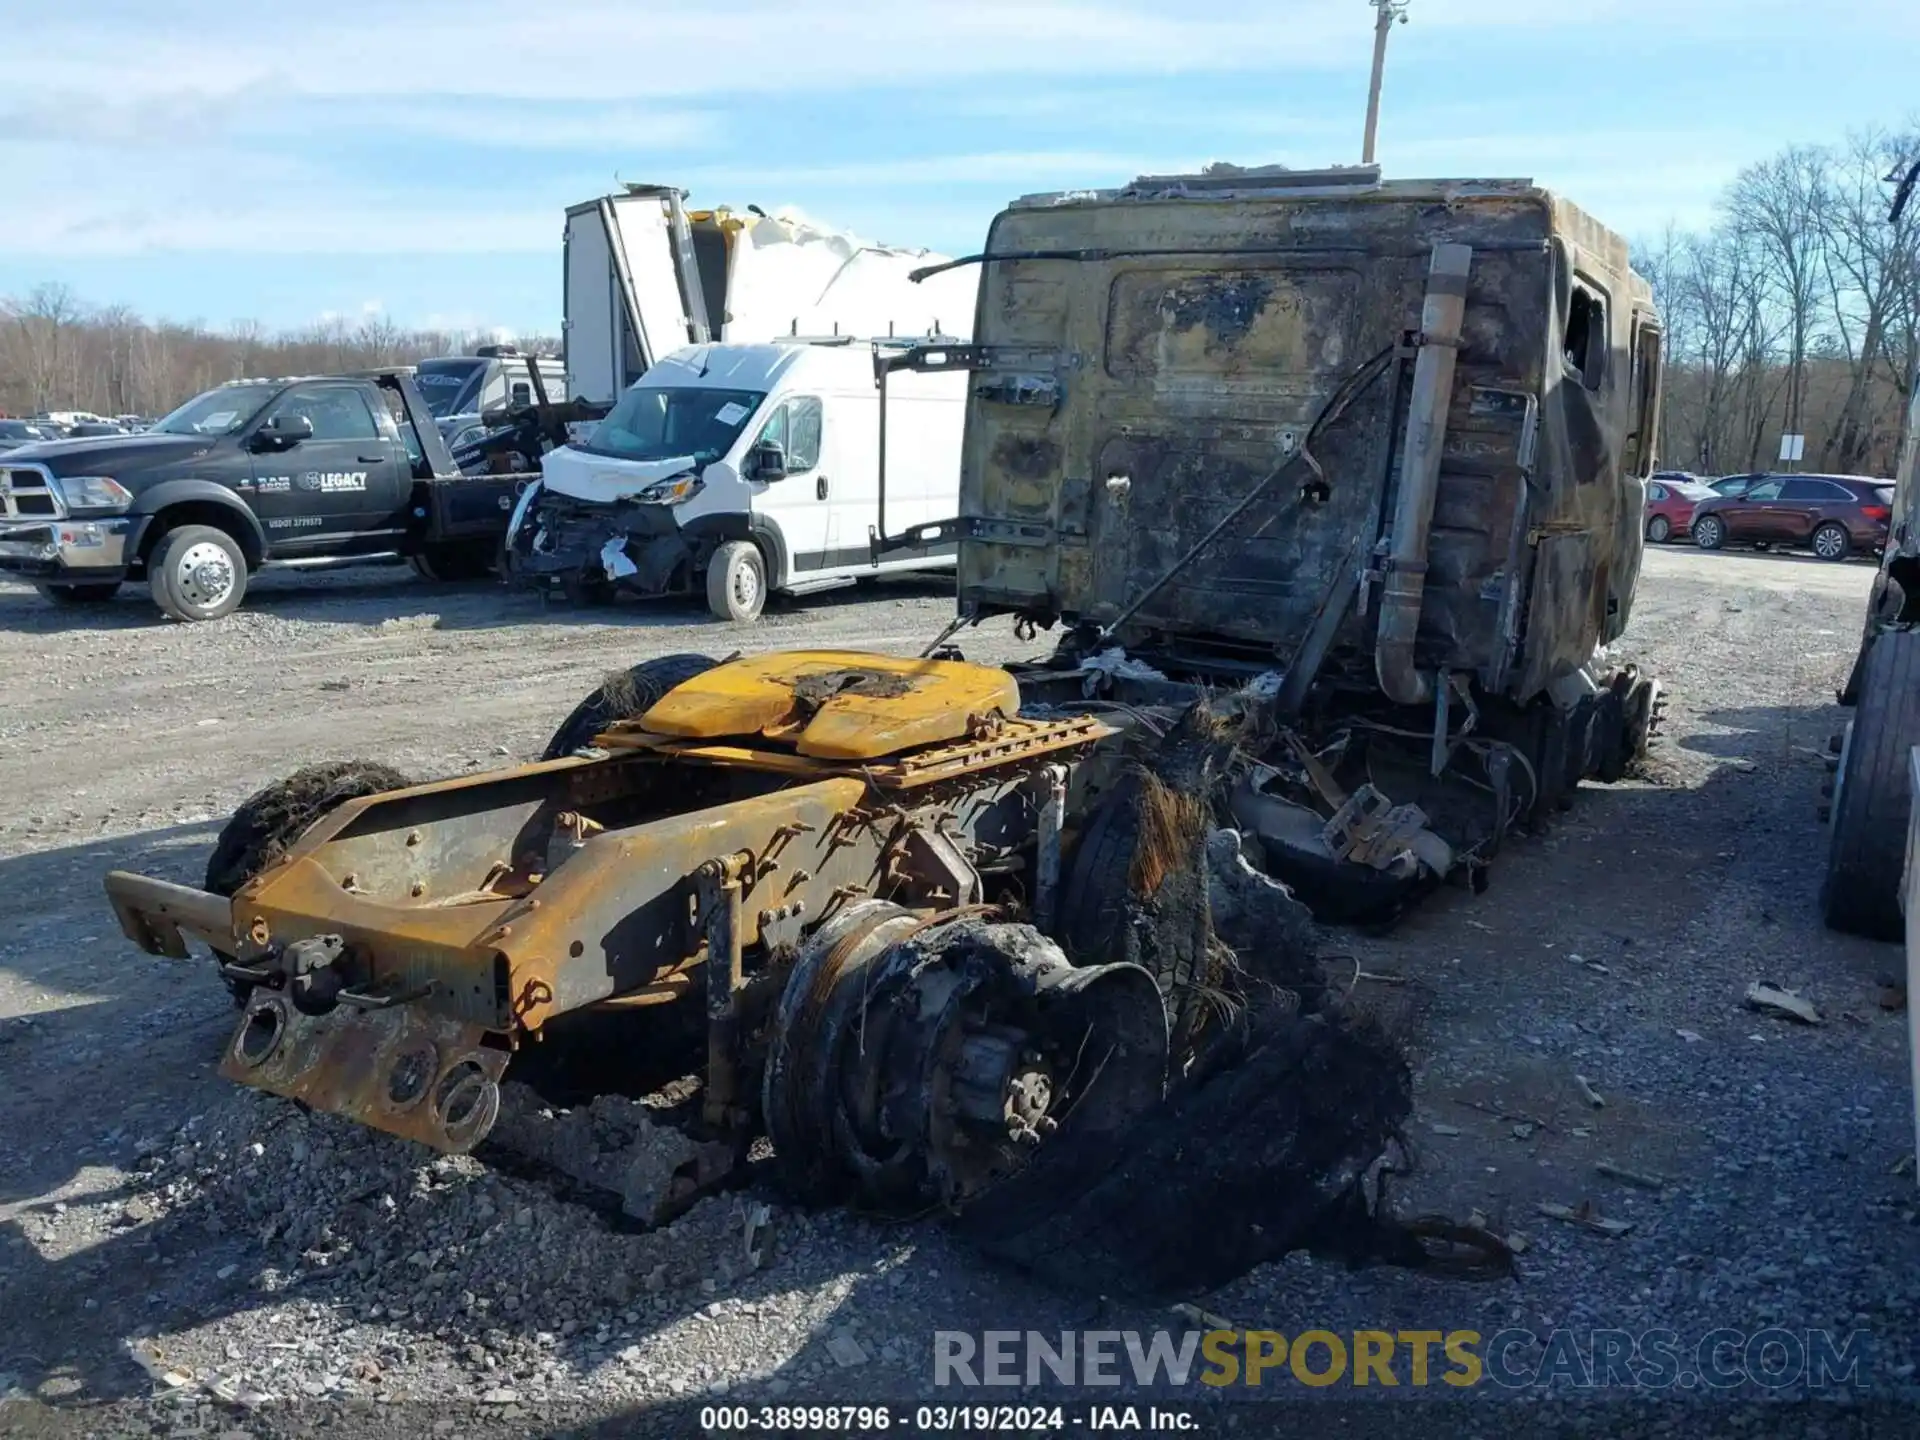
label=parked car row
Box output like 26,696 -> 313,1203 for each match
1644,469 -> 1892,562
2,414 -> 150,445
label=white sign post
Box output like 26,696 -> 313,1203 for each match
1779,433 -> 1805,465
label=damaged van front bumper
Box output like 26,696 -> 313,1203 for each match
504,488 -> 698,598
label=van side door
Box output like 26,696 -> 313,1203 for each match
746,396 -> 832,576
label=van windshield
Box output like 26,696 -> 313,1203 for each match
580,386 -> 766,466
414,359 -> 488,418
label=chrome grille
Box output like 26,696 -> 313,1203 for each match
0,466 -> 63,520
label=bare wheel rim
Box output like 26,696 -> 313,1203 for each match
1814,526 -> 1846,559
174,541 -> 236,609
731,557 -> 760,611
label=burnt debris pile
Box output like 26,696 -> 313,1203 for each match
950,698 -> 1507,1301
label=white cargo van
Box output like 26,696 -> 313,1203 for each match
505,339 -> 963,620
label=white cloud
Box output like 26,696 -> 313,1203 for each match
0,0 -> 1911,281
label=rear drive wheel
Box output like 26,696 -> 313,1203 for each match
1821,629 -> 1920,939
150,524 -> 247,622
204,760 -> 412,995
705,540 -> 766,622
36,581 -> 120,605
541,652 -> 719,760
1692,513 -> 1726,551
1646,515 -> 1671,544
1811,522 -> 1851,563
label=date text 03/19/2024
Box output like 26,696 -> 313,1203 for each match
699,1404 -> 1199,1431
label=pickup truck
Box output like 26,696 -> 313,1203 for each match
0,368 -> 526,621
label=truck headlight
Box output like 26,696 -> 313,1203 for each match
57,476 -> 133,513
634,476 -> 703,506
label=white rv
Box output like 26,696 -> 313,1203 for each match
561,186 -> 979,406
506,339 -> 965,621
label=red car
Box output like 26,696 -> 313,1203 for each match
1644,475 -> 1717,543
1690,474 -> 1893,561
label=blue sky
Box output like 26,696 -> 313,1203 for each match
2,0 -> 1915,336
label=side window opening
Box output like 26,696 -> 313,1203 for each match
1781,479 -> 1849,502
787,398 -> 823,474
1623,320 -> 1661,477
276,385 -> 380,442
1564,282 -> 1608,391
1746,479 -> 1785,502
753,399 -> 822,475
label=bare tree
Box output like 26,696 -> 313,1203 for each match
1815,127 -> 1920,470
1729,146 -> 1830,451
0,292 -> 563,420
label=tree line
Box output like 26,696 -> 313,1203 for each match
0,284 -> 557,420
5,125 -> 1917,473
1635,125 -> 1920,478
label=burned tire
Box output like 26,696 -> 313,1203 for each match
205,760 -> 410,1001
206,761 -> 413,899
952,1005 -> 1413,1302
1821,629 -> 1920,939
36,581 -> 120,605
540,652 -> 718,761
1055,772 -> 1144,969
1693,513 -> 1726,551
706,540 -> 766,622
764,902 -> 1168,1213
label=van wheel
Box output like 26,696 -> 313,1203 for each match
706,541 -> 766,622
36,582 -> 120,605
150,524 -> 248,622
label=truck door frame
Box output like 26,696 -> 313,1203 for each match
244,382 -> 407,549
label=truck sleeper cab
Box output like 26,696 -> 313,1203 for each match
508,340 -> 966,621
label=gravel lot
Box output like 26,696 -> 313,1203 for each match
3,548 -> 1917,1437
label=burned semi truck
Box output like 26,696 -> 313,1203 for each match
102,167 -> 1660,1276
900,164 -> 1666,911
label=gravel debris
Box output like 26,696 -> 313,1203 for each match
5,553 -> 1920,1431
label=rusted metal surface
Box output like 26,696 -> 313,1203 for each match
697,852 -> 751,1130
112,687 -> 1117,1049
220,990 -> 510,1153
105,871 -> 235,959
104,647 -> 1141,1158
1032,764 -> 1068,933
600,713 -> 1114,790
955,174 -> 1658,705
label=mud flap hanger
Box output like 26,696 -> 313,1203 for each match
869,342 -> 1067,562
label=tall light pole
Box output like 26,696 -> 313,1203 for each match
1361,0 -> 1410,166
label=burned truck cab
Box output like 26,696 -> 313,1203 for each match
911,164 -> 1665,904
